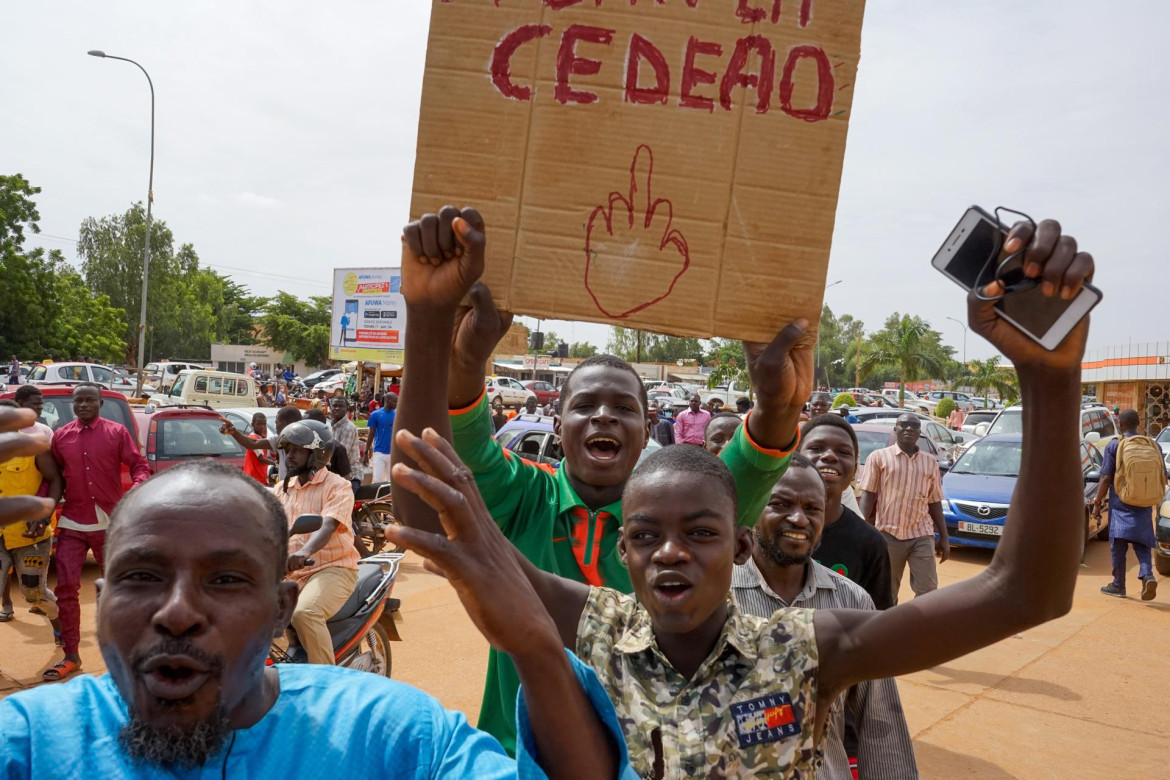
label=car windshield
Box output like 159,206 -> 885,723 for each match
158,418 -> 245,458
950,440 -> 1023,476
987,409 -> 1022,435
1158,429 -> 1170,444
854,431 -> 890,465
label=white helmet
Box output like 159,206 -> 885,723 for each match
250,362 -> 258,369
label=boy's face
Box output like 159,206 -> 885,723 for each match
555,365 -> 649,487
799,425 -> 857,500
619,473 -> 751,636
704,417 -> 742,456
754,466 -> 826,566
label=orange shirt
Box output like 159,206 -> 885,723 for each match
273,467 -> 359,583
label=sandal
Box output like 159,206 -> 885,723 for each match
0,608 -> 13,622
42,659 -> 80,682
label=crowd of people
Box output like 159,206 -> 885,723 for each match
0,206 -> 1123,778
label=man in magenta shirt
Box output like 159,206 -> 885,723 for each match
47,385 -> 149,681
673,393 -> 712,445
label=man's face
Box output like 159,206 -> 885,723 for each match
648,408 -> 659,425
755,466 -> 826,567
284,445 -> 312,474
894,415 -> 921,449
252,416 -> 268,438
525,397 -> 538,414
704,417 -> 742,457
809,395 -> 830,418
800,424 -> 857,500
328,398 -> 347,422
18,391 -> 43,418
689,395 -> 702,413
620,473 -> 750,636
555,365 -> 649,487
73,386 -> 103,422
97,475 -> 296,764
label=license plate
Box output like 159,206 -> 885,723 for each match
959,521 -> 1003,536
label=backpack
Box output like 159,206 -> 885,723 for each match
1114,435 -> 1167,508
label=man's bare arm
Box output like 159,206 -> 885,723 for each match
219,423 -> 271,450
859,490 -> 877,524
815,218 -> 1095,715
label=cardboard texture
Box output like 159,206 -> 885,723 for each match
411,0 -> 865,344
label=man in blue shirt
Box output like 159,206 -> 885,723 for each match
364,392 -> 396,483
0,459 -> 629,778
1091,409 -> 1160,600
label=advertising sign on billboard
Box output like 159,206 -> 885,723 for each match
330,268 -> 407,363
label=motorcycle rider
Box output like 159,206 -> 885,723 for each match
273,419 -> 360,665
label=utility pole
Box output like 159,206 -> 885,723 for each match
636,330 -> 644,364
855,331 -> 862,388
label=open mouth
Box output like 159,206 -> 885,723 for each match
585,434 -> 622,461
140,656 -> 213,701
651,574 -> 694,604
780,530 -> 810,542
817,466 -> 841,481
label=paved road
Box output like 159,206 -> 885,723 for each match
3,537 -> 1167,776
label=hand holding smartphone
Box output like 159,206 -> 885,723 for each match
932,206 -> 1101,351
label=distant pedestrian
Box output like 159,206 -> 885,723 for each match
329,397 -> 365,493
647,402 -> 675,447
242,412 -> 277,485
735,397 -> 752,416
1092,409 -> 1164,600
673,393 -> 711,445
948,406 -> 965,430
837,406 -> 860,424
310,388 -> 327,411
491,396 -> 509,432
7,355 -> 19,385
364,392 -> 396,483
859,413 -> 949,603
809,391 -> 832,419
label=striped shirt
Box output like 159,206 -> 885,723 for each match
274,467 -> 359,583
859,444 -> 942,540
732,557 -> 919,780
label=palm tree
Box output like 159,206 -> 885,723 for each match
859,316 -> 946,407
956,356 -> 1019,407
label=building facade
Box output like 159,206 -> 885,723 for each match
1081,342 -> 1170,435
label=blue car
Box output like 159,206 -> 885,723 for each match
942,433 -> 1110,549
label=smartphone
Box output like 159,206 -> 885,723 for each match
932,206 -> 1102,351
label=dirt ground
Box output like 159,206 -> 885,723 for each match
3,538 -> 1168,777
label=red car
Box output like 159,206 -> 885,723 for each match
1,384 -> 139,492
522,380 -> 560,406
134,407 -> 248,475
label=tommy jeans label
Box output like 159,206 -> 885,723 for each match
731,693 -> 800,748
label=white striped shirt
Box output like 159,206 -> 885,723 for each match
733,557 -> 919,780
859,444 -> 942,540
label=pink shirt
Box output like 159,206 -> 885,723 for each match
674,408 -> 713,445
51,416 -> 150,527
859,444 -> 942,540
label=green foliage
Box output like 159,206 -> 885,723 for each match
859,314 -> 952,406
608,327 -> 704,363
816,305 -> 866,389
259,292 -> 331,367
569,342 -> 598,358
832,392 -> 856,408
0,176 -> 127,362
935,397 -> 957,419
955,357 -> 1019,406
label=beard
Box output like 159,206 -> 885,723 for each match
754,525 -> 819,567
118,638 -> 230,769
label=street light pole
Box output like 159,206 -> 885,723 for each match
88,50 -> 154,395
945,316 -> 968,365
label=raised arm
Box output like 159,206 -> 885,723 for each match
387,427 -> 617,779
742,321 -> 815,450
219,421 -> 272,450
0,408 -> 55,530
815,218 -> 1095,716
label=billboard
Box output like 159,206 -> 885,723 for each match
329,268 -> 407,363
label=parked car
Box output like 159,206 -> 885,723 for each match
494,413 -> 661,468
852,422 -> 953,482
648,386 -> 691,414
969,396 -> 1003,410
143,361 -> 209,392
1,385 -> 139,492
979,403 -> 1119,449
314,373 -> 350,395
301,368 -> 343,389
219,407 -> 280,437
941,433 -> 1108,549
154,370 -> 258,410
523,379 -> 560,406
847,407 -> 932,425
133,407 -> 248,475
1155,488 -> 1170,575
486,375 -> 536,407
922,390 -> 976,412
961,410 -> 999,435
703,380 -> 752,410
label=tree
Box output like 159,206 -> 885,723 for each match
608,327 -> 704,363
816,305 -> 867,389
569,342 -> 598,358
955,357 -> 1019,406
859,314 -> 948,407
259,292 -> 331,367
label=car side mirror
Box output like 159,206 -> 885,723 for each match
289,514 -> 323,537
1085,432 -> 1101,444
1084,470 -> 1101,483
974,422 -> 990,437
938,463 -> 950,474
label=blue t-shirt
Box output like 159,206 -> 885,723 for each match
367,407 -> 396,455
282,369 -> 294,382
0,656 -> 634,779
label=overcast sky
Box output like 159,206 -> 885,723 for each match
4,1 -> 1166,362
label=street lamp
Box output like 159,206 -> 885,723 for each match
88,49 -> 155,395
815,280 -> 844,389
945,316 -> 968,365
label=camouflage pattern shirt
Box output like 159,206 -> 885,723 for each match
576,587 -> 822,779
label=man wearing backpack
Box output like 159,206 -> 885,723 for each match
1091,409 -> 1165,600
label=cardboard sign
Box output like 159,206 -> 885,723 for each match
411,0 -> 865,343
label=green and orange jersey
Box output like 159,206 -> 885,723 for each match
449,388 -> 796,755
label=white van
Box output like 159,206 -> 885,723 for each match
157,370 -> 256,409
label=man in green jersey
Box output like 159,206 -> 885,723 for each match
390,206 -> 812,753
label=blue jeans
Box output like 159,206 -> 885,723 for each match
1111,538 -> 1153,588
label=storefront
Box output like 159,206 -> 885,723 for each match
209,344 -> 314,378
1081,342 -> 1170,435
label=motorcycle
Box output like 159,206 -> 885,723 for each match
269,514 -> 404,677
352,481 -> 402,556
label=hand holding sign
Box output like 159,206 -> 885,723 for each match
585,144 -> 690,319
